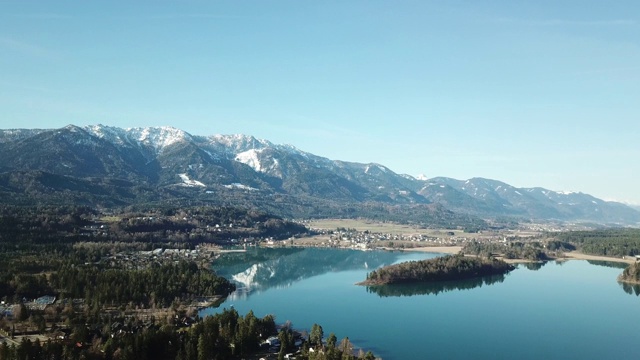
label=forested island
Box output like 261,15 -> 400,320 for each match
359,255 -> 515,286
366,274 -> 507,297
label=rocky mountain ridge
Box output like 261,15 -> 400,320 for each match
0,124 -> 637,225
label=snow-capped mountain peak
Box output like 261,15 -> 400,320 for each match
84,125 -> 191,152
126,126 -> 191,151
84,124 -> 130,146
209,134 -> 273,153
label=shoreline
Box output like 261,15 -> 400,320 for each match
401,246 -> 463,254
271,239 -> 637,267
400,246 -> 531,264
618,279 -> 640,285
401,246 -> 636,266
560,251 -> 635,264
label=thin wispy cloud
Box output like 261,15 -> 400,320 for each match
495,17 -> 637,27
0,81 -> 58,94
0,37 -> 58,59
8,13 -> 71,19
571,65 -> 640,77
149,14 -> 245,20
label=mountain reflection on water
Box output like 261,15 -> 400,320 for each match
365,274 -> 507,297
212,247 -> 405,299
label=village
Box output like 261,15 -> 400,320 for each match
285,219 -> 555,252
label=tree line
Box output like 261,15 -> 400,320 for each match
0,205 -> 309,246
0,307 -> 377,360
551,228 -> 640,257
462,241 -> 551,261
49,261 -> 235,309
0,242 -> 234,307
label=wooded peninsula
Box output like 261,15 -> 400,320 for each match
618,263 -> 640,285
359,255 -> 515,286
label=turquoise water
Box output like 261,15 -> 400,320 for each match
201,248 -> 640,360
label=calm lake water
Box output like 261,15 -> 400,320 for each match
201,248 -> 640,360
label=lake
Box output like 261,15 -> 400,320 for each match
201,248 -> 640,360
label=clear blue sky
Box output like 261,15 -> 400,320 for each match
1,1 -> 639,203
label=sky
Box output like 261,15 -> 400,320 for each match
1,1 -> 639,204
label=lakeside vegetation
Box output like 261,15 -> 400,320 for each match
462,241 -> 551,261
549,229 -> 640,288
618,263 -> 640,285
551,228 -> 640,257
462,229 -> 640,290
359,255 -> 515,286
0,306 -> 375,360
0,205 -> 379,360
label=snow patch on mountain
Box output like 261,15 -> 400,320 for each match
235,149 -> 265,172
178,173 -> 205,187
224,183 -> 258,191
364,164 -> 389,175
234,148 -> 286,177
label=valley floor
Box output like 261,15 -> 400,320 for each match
406,246 -> 463,254
561,251 -> 636,264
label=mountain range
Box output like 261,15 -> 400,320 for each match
0,124 -> 638,226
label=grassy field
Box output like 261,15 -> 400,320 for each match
307,219 -> 464,236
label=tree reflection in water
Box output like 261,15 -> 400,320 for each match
520,261 -> 547,271
619,281 -> 640,296
365,274 -> 507,297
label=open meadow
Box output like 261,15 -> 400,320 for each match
308,219 -> 464,237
